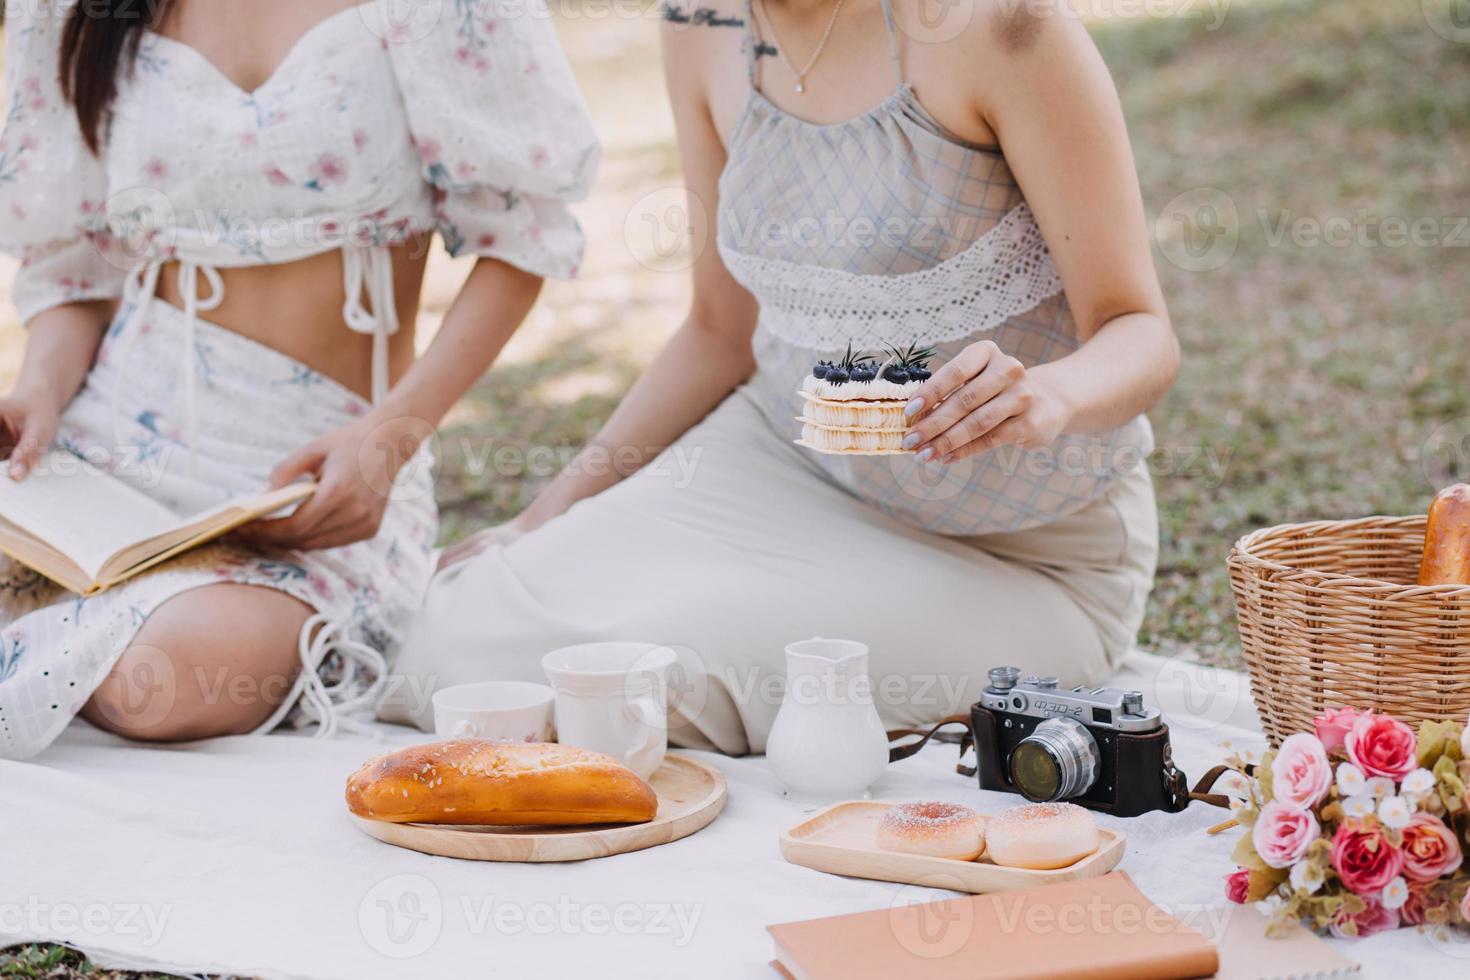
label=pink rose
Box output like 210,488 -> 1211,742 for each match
1332,821 -> 1405,894
1329,894 -> 1400,938
1314,706 -> 1365,755
1344,713 -> 1417,781
1461,888 -> 1470,925
1225,869 -> 1249,904
1272,733 -> 1332,808
1253,801 -> 1321,869
1400,813 -> 1463,882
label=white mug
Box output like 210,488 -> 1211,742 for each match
432,681 -> 555,743
541,642 -> 677,779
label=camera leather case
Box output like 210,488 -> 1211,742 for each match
969,704 -> 1190,818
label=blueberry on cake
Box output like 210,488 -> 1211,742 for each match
796,343 -> 936,455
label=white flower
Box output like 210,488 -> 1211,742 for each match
1462,715 -> 1470,761
1365,776 -> 1397,799
1358,775 -> 1393,799
1255,895 -> 1287,919
1342,794 -> 1376,819
1290,859 -> 1324,895
1379,795 -> 1412,829
1401,768 -> 1435,801
1381,876 -> 1409,910
1336,763 -> 1366,797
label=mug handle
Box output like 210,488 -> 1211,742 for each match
627,692 -> 664,773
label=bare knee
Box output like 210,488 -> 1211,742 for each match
82,585 -> 313,743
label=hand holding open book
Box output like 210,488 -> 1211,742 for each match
0,450 -> 315,595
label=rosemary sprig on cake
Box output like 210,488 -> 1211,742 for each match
810,341 -> 880,385
879,343 -> 937,384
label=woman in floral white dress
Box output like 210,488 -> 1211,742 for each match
0,0 -> 598,758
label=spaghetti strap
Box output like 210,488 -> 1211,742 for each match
744,0 -> 763,91
879,0 -> 903,83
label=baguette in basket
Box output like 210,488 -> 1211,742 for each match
1419,483 -> 1470,585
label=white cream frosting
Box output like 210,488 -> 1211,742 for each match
801,374 -> 921,402
799,398 -> 908,430
800,422 -> 905,452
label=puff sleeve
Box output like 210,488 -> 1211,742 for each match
0,0 -> 127,325
379,0 -> 601,278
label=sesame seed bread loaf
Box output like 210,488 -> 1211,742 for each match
345,740 -> 659,826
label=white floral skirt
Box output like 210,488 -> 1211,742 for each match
0,298 -> 438,759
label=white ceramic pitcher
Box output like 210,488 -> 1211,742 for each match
766,638 -> 890,802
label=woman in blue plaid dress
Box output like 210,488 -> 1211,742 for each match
389,0 -> 1178,754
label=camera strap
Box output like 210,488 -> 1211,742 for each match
1186,763 -> 1257,809
886,715 -> 977,776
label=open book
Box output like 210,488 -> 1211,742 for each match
0,450 -> 315,595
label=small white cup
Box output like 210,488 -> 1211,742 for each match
432,681 -> 556,743
541,642 -> 677,780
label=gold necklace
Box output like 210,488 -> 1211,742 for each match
757,0 -> 846,94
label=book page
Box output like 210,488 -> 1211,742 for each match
99,483 -> 313,585
0,452 -> 183,579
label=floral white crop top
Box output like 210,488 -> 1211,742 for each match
1,0 -> 599,401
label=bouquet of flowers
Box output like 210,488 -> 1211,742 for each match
1223,707 -> 1470,938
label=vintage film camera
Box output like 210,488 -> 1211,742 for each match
971,666 -> 1189,817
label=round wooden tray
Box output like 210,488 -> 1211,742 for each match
352,754 -> 727,863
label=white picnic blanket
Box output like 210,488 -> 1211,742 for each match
0,651 -> 1455,978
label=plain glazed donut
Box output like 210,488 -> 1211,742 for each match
984,802 -> 1099,870
876,801 -> 987,861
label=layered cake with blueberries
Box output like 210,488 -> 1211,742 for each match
796,344 -> 935,455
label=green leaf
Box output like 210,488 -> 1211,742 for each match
1231,832 -> 1272,871
1248,867 -> 1288,901
1418,720 -> 1463,768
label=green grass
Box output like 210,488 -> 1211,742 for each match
5,0 -> 1469,974
0,945 -> 199,980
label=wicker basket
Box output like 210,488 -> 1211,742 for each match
1228,514 -> 1470,746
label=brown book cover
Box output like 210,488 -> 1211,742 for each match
768,870 -> 1218,980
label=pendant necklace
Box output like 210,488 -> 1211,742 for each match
757,0 -> 846,94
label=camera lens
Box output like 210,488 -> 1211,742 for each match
1008,718 -> 1101,803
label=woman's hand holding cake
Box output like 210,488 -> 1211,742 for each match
900,340 -> 1071,465
796,344 -> 935,455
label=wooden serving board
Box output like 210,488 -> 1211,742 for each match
780,800 -> 1125,894
353,754 -> 726,863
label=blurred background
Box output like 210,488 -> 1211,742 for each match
1,0 -> 1467,679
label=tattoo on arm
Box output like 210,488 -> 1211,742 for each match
660,2 -> 746,29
